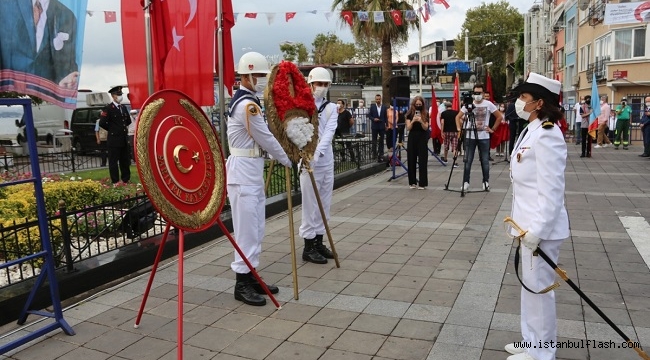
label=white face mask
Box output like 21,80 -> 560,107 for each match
337,103 -> 343,109
313,86 -> 328,99
499,106 -> 505,111
600,100 -> 604,105
473,95 -> 483,102
253,76 -> 268,93
515,99 -> 533,120
646,102 -> 650,107
115,95 -> 123,103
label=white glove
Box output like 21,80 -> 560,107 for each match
521,232 -> 540,251
286,117 -> 315,150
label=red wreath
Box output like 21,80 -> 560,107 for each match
272,61 -> 316,121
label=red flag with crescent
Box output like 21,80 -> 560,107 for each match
390,10 -> 402,25
286,12 -> 296,22
430,84 -> 443,142
216,0 -> 235,96
121,0 -> 216,108
341,10 -> 353,27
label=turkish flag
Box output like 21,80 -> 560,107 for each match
244,13 -> 257,19
390,10 -> 402,25
341,10 -> 353,27
150,0 -> 172,89
486,71 -> 494,102
121,0 -> 216,108
286,12 -> 296,22
430,84 -> 443,142
216,0 -> 235,96
104,11 -> 117,23
452,73 -> 460,111
434,0 -> 451,9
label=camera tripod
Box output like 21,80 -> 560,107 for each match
444,103 -> 490,197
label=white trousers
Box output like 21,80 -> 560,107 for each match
227,183 -> 265,274
520,238 -> 564,360
299,164 -> 334,239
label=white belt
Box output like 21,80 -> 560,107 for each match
229,144 -> 262,157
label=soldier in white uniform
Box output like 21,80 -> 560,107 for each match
226,52 -> 292,306
299,67 -> 338,264
505,73 -> 570,360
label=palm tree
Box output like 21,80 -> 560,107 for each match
332,0 -> 418,102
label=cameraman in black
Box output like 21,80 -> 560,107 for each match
454,84 -> 503,191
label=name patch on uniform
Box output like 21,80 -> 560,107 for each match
247,104 -> 260,116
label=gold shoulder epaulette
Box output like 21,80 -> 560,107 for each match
542,120 -> 554,129
246,103 -> 260,116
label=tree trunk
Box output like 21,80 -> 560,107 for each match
381,38 -> 392,104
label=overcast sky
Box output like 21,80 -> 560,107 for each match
78,0 -> 537,94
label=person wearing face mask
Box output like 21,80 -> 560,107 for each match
405,96 -> 430,189
335,99 -> 355,161
579,96 -> 593,158
454,84 -> 503,191
368,94 -> 388,162
492,103 -> 509,157
638,96 -> 650,156
615,98 -> 633,151
505,73 -> 569,360
226,52 -> 292,306
595,96 -> 612,148
99,86 -> 131,184
299,67 -> 338,264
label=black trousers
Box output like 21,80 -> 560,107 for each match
581,128 -> 592,156
386,127 -> 404,150
372,128 -> 385,160
108,145 -> 131,183
407,131 -> 429,187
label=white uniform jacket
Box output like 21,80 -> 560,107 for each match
510,118 -> 570,240
311,98 -> 338,168
226,88 -> 291,185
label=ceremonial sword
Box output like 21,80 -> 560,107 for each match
504,216 -> 650,360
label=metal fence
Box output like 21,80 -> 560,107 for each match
1,141 -> 379,288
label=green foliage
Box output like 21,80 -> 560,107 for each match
354,33 -> 382,63
515,32 -> 525,78
311,33 -> 356,64
280,42 -> 309,64
0,91 -> 43,106
454,0 -> 524,100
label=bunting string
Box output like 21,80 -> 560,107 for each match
85,0 -> 451,25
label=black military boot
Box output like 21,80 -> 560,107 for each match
314,234 -> 334,259
303,238 -> 327,264
249,271 -> 279,294
234,273 -> 266,306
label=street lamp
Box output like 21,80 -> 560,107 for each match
464,29 -> 469,61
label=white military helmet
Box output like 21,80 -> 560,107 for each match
308,67 -> 332,83
237,52 -> 270,75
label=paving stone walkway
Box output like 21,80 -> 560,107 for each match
2,142 -> 650,360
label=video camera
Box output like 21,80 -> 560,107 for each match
461,91 -> 475,110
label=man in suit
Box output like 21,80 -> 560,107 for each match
368,94 -> 388,162
0,0 -> 79,90
99,86 -> 131,184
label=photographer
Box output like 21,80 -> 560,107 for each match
454,84 -> 503,191
636,97 -> 649,156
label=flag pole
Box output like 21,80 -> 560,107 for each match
217,0 -> 228,155
418,0 -> 423,95
144,0 -> 154,95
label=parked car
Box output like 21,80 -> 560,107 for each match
70,92 -> 131,154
